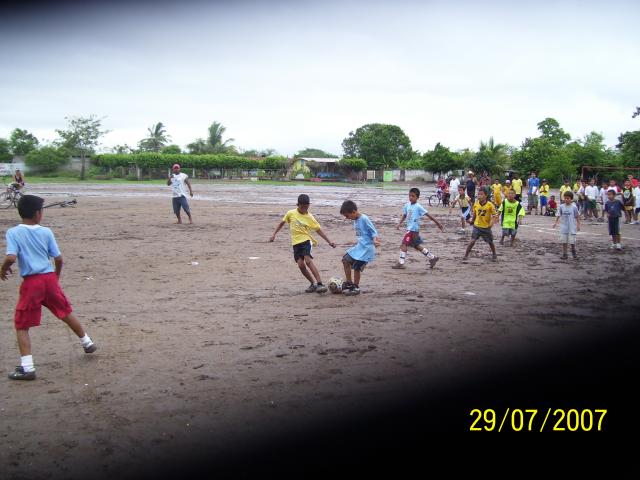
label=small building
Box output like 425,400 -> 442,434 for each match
292,157 -> 340,175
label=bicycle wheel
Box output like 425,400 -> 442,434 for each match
1,192 -> 14,209
428,194 -> 440,207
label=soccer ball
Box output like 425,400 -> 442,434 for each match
328,277 -> 343,294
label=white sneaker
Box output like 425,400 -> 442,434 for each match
609,244 -> 616,250
616,244 -> 623,250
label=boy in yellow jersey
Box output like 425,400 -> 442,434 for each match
538,179 -> 550,215
463,187 -> 499,261
491,178 -> 502,207
502,179 -> 512,199
449,184 -> 472,234
559,179 -> 572,202
511,174 -> 523,202
270,194 -> 336,293
498,189 -> 525,246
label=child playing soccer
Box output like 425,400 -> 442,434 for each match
392,187 -> 443,269
498,189 -> 525,246
448,184 -> 472,234
1,195 -> 97,381
633,182 -> 640,225
604,189 -> 624,250
552,191 -> 580,259
539,179 -> 550,215
463,187 -> 499,261
270,194 -> 336,293
339,200 -> 381,296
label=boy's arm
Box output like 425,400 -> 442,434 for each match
0,255 -> 16,281
448,198 -> 458,212
167,173 -> 172,186
54,255 -> 63,277
269,221 -> 286,242
316,228 -> 336,248
425,213 -> 444,232
184,179 -> 194,197
396,214 -> 406,229
576,211 -> 581,231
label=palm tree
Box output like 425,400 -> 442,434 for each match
138,122 -> 170,152
206,121 -> 234,153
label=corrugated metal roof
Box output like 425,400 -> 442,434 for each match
300,157 -> 340,163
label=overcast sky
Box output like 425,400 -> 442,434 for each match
1,0 -> 638,156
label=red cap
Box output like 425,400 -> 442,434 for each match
172,164 -> 180,169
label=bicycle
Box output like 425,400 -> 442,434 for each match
428,188 -> 450,207
1,178 -> 24,209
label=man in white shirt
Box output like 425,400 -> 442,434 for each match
449,174 -> 460,196
167,164 -> 194,224
584,178 -> 600,221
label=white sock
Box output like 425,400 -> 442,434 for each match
399,252 -> 406,264
421,248 -> 435,259
21,355 -> 35,373
80,334 -> 93,347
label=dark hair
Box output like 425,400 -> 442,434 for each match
297,194 -> 310,205
563,191 -> 574,199
409,187 -> 420,197
17,195 -> 44,219
340,200 -> 358,214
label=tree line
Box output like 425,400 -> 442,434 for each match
2,111 -> 639,184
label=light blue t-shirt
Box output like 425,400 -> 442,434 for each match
5,224 -> 61,277
403,202 -> 427,232
528,177 -> 540,194
346,214 -> 378,263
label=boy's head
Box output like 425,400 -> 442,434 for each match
297,194 -> 310,213
563,191 -> 574,203
589,178 -> 595,185
624,179 -> 631,187
172,164 -> 181,173
457,184 -> 465,193
542,179 -> 547,184
477,187 -> 488,202
409,187 -> 420,203
340,200 -> 359,220
17,195 -> 45,220
609,179 -> 616,186
505,179 -> 511,185
507,189 -> 516,201
564,179 -> 569,185
607,189 -> 616,199
493,178 -> 499,184
550,195 -> 556,201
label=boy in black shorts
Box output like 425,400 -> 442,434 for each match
270,194 -> 336,292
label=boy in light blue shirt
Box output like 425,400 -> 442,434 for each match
340,200 -> 380,296
392,187 -> 444,269
1,195 -> 97,381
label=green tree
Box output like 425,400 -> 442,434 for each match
9,128 -> 39,156
632,107 -> 639,119
161,144 -> 182,154
294,148 -> 338,158
468,137 -> 507,175
56,115 -> 110,180
422,143 -> 462,175
617,130 -> 640,167
111,144 -> 135,154
188,121 -> 235,155
536,117 -> 571,147
138,122 -> 170,152
0,138 -> 12,162
25,146 -> 70,173
342,123 -> 412,169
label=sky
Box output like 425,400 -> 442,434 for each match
0,0 -> 638,157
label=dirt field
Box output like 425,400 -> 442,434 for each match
1,182 -> 639,477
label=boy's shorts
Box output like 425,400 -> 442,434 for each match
528,194 -> 539,207
635,207 -> 640,214
293,240 -> 313,261
559,233 -> 577,245
172,195 -> 191,215
587,199 -> 597,210
402,231 -> 423,247
471,226 -> 494,243
540,196 -> 548,207
460,206 -> 471,219
15,272 -> 73,330
608,217 -> 620,236
342,253 -> 367,272
624,205 -> 634,211
502,228 -> 517,237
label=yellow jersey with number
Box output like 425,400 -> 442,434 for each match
473,200 -> 497,229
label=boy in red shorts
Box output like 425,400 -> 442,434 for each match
1,195 -> 97,381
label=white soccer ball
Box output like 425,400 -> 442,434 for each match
328,277 -> 343,294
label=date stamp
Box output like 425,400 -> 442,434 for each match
469,408 -> 607,432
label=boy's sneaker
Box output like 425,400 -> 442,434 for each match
491,254 -> 498,261
571,251 -> 578,259
392,262 -> 406,269
615,244 -> 623,250
343,286 -> 360,296
84,343 -> 97,354
561,254 -> 568,260
305,284 -> 317,293
8,366 -> 36,381
428,256 -> 439,269
315,283 -> 328,294
609,244 -> 616,250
